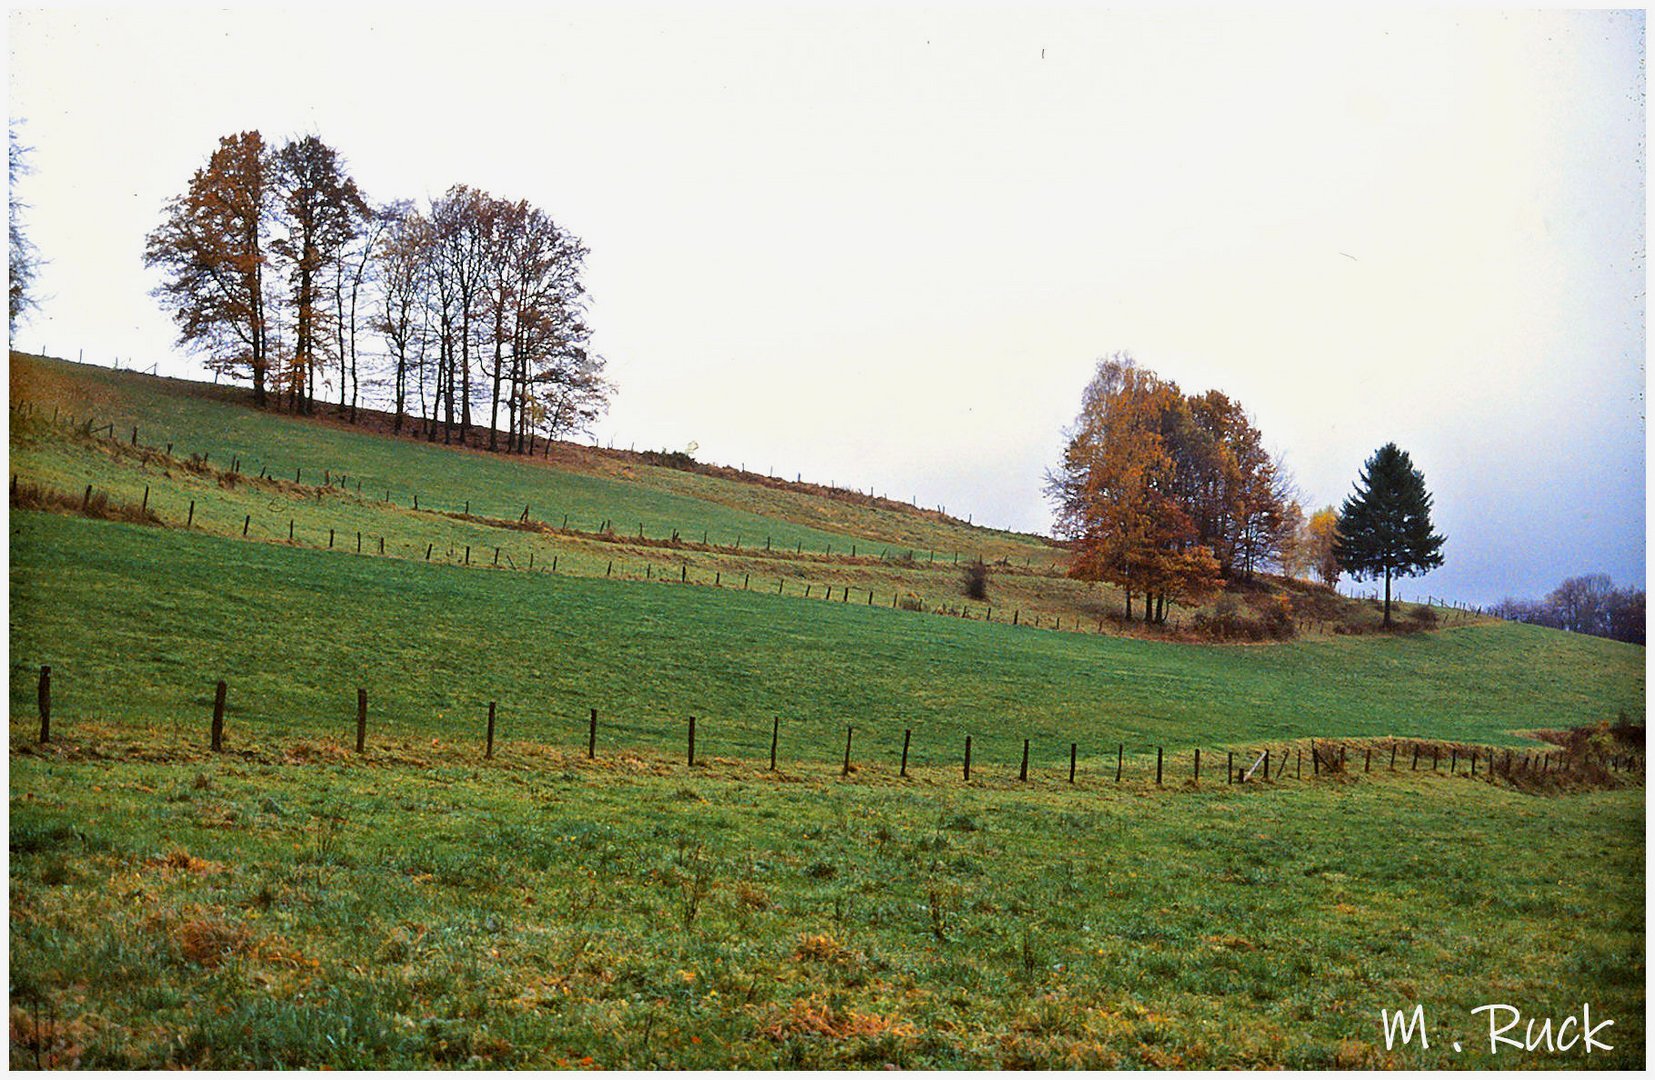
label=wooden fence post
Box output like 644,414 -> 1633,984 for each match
1069,743 -> 1077,784
187,499 -> 195,527
141,485 -> 149,512
1156,746 -> 1163,785
1116,743 -> 1123,783
1412,744 -> 1419,771
1019,739 -> 1029,781
355,688 -> 367,753
1227,750 -> 1233,784
843,726 -> 854,776
964,735 -> 972,781
770,717 -> 779,771
1194,747 -> 1201,782
1365,747 -> 1371,773
688,715 -> 696,767
901,729 -> 911,777
1390,742 -> 1398,770
485,702 -> 496,759
211,680 -> 226,752
37,665 -> 50,744
588,708 -> 598,759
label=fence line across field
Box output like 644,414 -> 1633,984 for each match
14,404 -> 1497,638
27,666 -> 1642,786
18,404 -> 1015,565
20,474 -> 1489,640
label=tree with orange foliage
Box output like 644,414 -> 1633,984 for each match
1047,354 -> 1223,623
145,132 -> 275,407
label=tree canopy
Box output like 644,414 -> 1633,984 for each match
1333,442 -> 1445,626
145,130 -> 607,449
1046,353 -> 1297,623
9,123 -> 39,336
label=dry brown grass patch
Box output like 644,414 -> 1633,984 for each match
793,932 -> 855,963
761,995 -> 916,1041
284,737 -> 352,764
144,848 -> 222,876
10,478 -> 162,526
176,916 -> 251,968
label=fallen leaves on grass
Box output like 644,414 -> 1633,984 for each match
144,848 -> 222,876
176,916 -> 251,968
793,932 -> 857,965
761,995 -> 915,1041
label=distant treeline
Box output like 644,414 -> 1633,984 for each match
1491,574 -> 1644,645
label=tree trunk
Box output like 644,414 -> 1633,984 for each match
440,316 -> 454,444
393,348 -> 405,434
335,261 -> 347,414
488,318 -> 504,451
1383,567 -> 1392,627
347,270 -> 361,424
459,298 -> 472,445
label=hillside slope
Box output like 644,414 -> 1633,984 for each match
11,512 -> 1642,764
9,353 -> 1481,640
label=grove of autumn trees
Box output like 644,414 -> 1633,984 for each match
1046,353 -> 1299,623
144,132 -> 607,449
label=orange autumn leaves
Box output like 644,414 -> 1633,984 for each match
1048,354 -> 1294,622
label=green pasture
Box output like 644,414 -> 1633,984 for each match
8,352 -> 1645,1071
8,748 -> 1644,1068
11,513 -> 1641,772
9,354 -> 1048,563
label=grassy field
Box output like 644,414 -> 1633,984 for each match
9,354 -> 1047,562
9,742 -> 1645,1069
8,353 -> 1470,638
9,354 -> 1647,1069
10,513 -> 1643,770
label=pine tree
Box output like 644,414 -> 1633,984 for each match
1334,443 -> 1446,627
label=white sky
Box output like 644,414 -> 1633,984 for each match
6,3 -> 1645,606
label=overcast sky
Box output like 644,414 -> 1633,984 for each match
7,3 -> 1645,606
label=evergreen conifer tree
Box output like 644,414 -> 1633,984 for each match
1334,443 -> 1446,627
